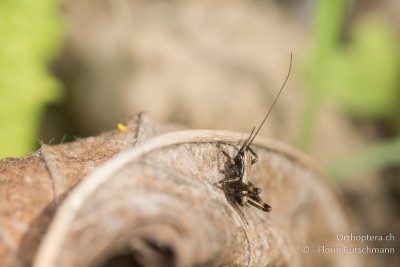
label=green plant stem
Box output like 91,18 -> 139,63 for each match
296,0 -> 347,151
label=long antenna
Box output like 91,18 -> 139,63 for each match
239,127 -> 255,152
247,53 -> 293,146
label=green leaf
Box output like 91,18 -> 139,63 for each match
329,17 -> 400,117
0,0 -> 64,158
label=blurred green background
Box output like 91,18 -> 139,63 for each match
2,0 -> 400,182
0,0 -> 400,179
299,0 -> 400,179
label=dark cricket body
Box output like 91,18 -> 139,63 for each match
219,54 -> 292,213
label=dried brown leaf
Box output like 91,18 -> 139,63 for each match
0,114 -> 362,267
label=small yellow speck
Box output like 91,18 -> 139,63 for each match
117,123 -> 128,133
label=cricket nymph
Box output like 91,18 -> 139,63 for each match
220,129 -> 272,212
218,53 -> 292,213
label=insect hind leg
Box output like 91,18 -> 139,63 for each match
248,195 -> 271,212
226,190 -> 260,198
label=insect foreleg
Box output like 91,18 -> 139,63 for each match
221,149 -> 236,167
221,150 -> 232,159
247,146 -> 258,165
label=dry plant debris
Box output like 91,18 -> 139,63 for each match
0,114 -> 362,267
